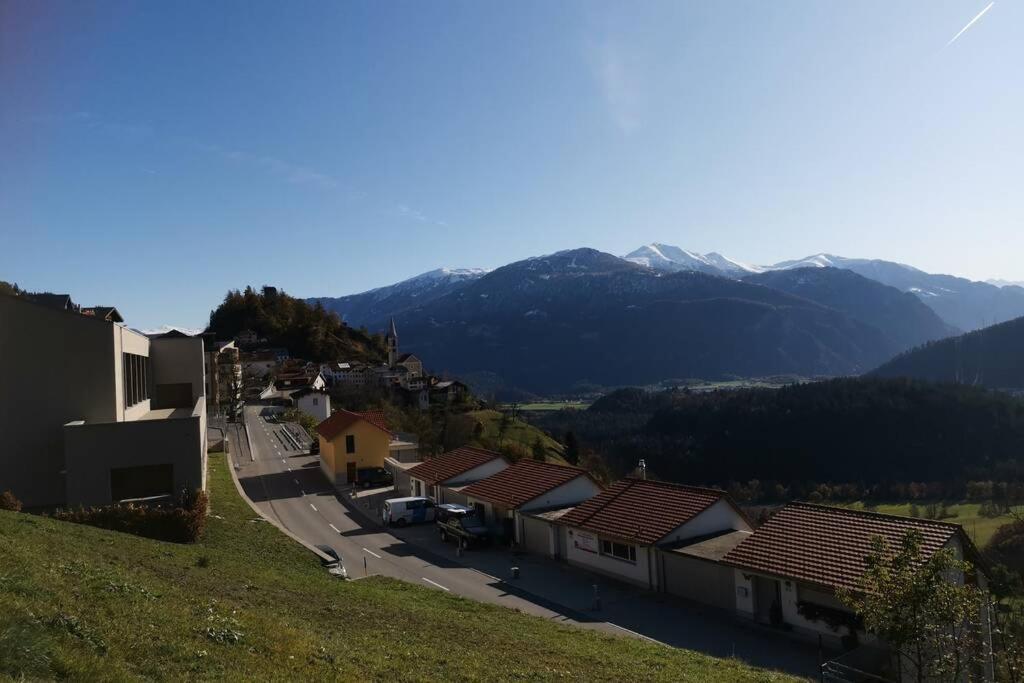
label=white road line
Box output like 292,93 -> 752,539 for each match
329,523 -> 341,533
299,489 -> 305,496
421,577 -> 450,592
293,479 -> 300,486
286,466 -> 291,472
309,503 -> 318,512
281,458 -> 286,464
362,548 -> 382,559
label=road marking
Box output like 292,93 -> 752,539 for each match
293,479 -> 300,486
281,459 -> 286,464
309,503 -> 318,512
362,548 -> 382,559
299,489 -> 305,496
329,523 -> 341,533
421,577 -> 450,592
286,466 -> 291,472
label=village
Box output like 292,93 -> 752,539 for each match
209,316 -> 996,682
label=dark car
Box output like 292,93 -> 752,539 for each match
437,506 -> 490,548
355,466 -> 393,489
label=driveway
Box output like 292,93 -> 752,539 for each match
232,405 -> 823,678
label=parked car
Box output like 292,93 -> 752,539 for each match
382,496 -> 435,527
437,506 -> 490,548
356,466 -> 392,489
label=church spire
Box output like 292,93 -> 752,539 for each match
386,317 -> 398,367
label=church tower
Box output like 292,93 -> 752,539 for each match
385,317 -> 398,367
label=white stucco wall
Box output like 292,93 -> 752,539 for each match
297,393 -> 330,422
564,527 -> 657,587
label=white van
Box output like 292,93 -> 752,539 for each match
382,496 -> 436,527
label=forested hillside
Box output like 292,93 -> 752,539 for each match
536,379 -> 1024,495
207,286 -> 385,363
872,315 -> 1024,389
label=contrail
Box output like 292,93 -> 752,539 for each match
946,1 -> 995,46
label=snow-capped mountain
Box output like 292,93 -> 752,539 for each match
627,244 -> 1024,332
309,267 -> 489,327
623,243 -> 763,275
988,279 -> 1024,289
139,324 -> 204,337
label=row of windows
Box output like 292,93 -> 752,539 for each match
123,352 -> 150,408
600,539 -> 637,563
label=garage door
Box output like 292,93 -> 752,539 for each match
520,515 -> 553,557
662,552 -> 736,611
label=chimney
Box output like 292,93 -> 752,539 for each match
637,459 -> 647,480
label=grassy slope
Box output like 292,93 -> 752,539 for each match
469,409 -> 567,462
840,501 -> 1011,547
0,456 -> 793,682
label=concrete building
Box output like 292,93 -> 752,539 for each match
0,294 -> 207,507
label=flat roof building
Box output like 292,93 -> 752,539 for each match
0,294 -> 208,507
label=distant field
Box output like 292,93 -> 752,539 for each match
510,401 -> 592,411
840,501 -> 1012,547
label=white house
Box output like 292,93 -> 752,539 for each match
721,502 -> 991,657
555,478 -> 752,595
461,459 -> 602,544
292,387 -> 330,422
405,446 -> 509,505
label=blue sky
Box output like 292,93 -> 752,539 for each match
1,1 -> 1021,330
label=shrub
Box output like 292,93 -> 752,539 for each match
52,488 -> 208,543
0,490 -> 22,512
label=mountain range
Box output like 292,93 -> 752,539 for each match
309,246 -> 971,394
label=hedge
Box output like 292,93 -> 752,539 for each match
52,488 -> 208,543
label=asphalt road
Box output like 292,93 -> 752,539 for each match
231,405 -> 601,631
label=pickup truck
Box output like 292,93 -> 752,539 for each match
436,505 -> 490,548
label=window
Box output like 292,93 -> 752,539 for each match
312,397 -> 318,405
345,434 -> 356,454
600,539 -> 637,563
122,352 -> 151,408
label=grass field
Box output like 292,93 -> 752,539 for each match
0,454 -> 794,682
469,408 -> 568,462
840,501 -> 1012,548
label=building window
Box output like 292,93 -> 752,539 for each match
345,434 -> 356,454
600,539 -> 637,563
123,352 -> 151,408
312,397 -> 318,405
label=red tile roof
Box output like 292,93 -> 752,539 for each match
461,459 -> 598,509
316,409 -> 391,441
559,478 -> 742,546
721,502 -> 967,591
406,447 -> 505,486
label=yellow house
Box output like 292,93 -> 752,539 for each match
316,409 -> 392,487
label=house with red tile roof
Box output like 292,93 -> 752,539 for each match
316,409 -> 393,487
461,459 -> 602,545
405,446 -> 509,504
552,478 -> 752,593
721,502 -> 988,649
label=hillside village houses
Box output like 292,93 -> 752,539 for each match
362,435 -> 992,677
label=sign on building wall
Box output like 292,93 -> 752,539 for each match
574,531 -> 598,554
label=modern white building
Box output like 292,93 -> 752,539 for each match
293,387 -> 330,422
